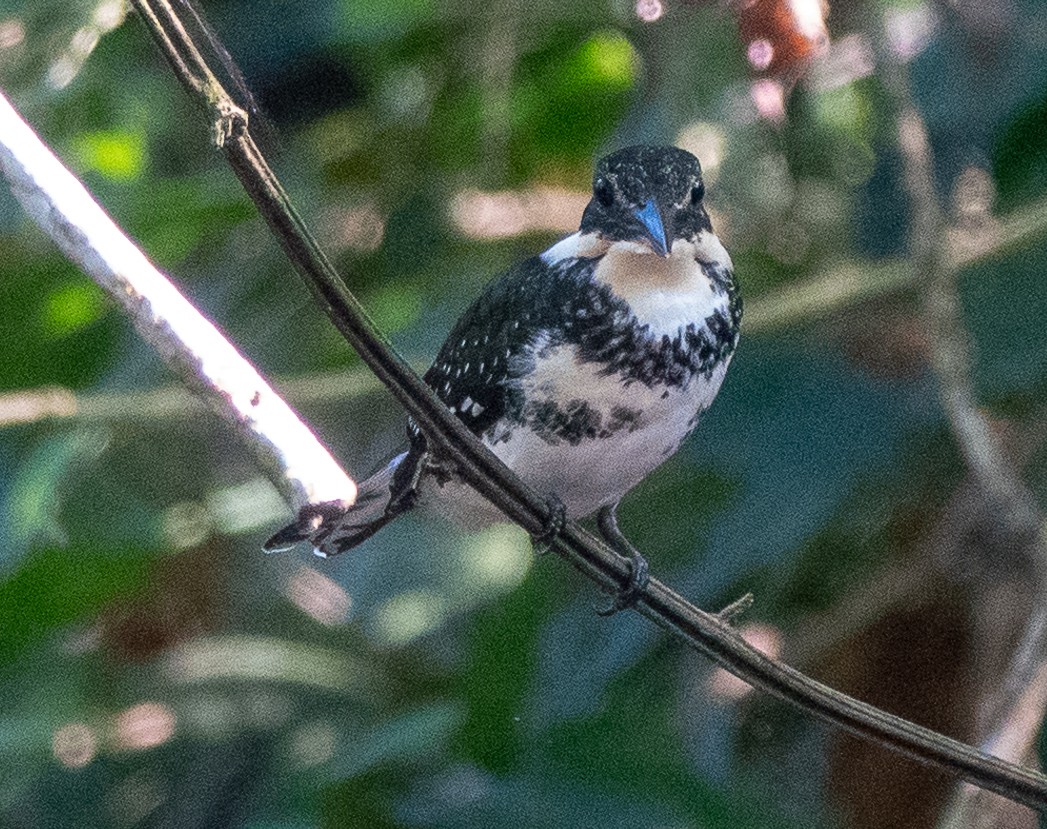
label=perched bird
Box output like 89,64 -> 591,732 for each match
267,145 -> 741,607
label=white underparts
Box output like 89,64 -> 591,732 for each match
538,231 -> 608,265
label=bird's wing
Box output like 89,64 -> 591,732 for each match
264,253 -> 587,558
422,251 -> 599,440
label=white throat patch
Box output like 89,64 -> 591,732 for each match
591,231 -> 731,337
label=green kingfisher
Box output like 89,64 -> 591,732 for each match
266,145 -> 742,606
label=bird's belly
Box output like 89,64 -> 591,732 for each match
426,356 -> 730,528
495,410 -> 688,517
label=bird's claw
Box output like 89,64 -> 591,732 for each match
263,500 -> 349,553
596,551 -> 650,616
593,503 -> 650,615
531,494 -> 567,554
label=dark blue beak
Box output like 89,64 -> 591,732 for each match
634,198 -> 671,258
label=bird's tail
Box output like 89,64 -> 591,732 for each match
264,452 -> 406,557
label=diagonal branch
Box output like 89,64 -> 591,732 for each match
113,0 -> 1047,810
0,90 -> 355,515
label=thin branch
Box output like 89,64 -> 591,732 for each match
116,0 -> 1047,810
901,110 -> 1041,538
0,89 -> 356,514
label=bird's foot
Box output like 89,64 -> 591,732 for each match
531,494 -> 567,554
714,593 -> 754,626
595,504 -> 650,616
423,454 -> 456,487
596,551 -> 650,616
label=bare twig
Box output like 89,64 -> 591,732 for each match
103,0 -> 1047,809
0,90 -> 356,514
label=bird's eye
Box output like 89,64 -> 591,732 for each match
690,181 -> 705,205
594,178 -> 614,207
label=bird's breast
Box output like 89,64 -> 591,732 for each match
507,340 -> 730,446
422,228 -> 740,524
471,348 -> 732,519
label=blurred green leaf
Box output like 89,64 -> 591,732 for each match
0,545 -> 150,666
323,767 -> 402,829
338,0 -> 433,43
323,701 -> 464,780
0,248 -> 119,390
70,128 -> 146,181
564,29 -> 638,92
41,281 -> 106,338
454,570 -> 552,774
962,238 -> 1047,402
995,93 -> 1047,209
1,431 -> 108,567
510,28 -> 636,171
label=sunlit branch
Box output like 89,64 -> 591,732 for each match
124,0 -> 1047,811
0,90 -> 356,514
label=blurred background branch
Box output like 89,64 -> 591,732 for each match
0,368 -> 386,428
744,190 -> 1047,334
881,41 -> 1047,829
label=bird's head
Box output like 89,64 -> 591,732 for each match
579,145 -> 711,258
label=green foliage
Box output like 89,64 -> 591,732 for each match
454,571 -> 551,773
2,432 -> 110,562
995,94 -> 1047,209
0,545 -> 150,666
0,248 -> 119,389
